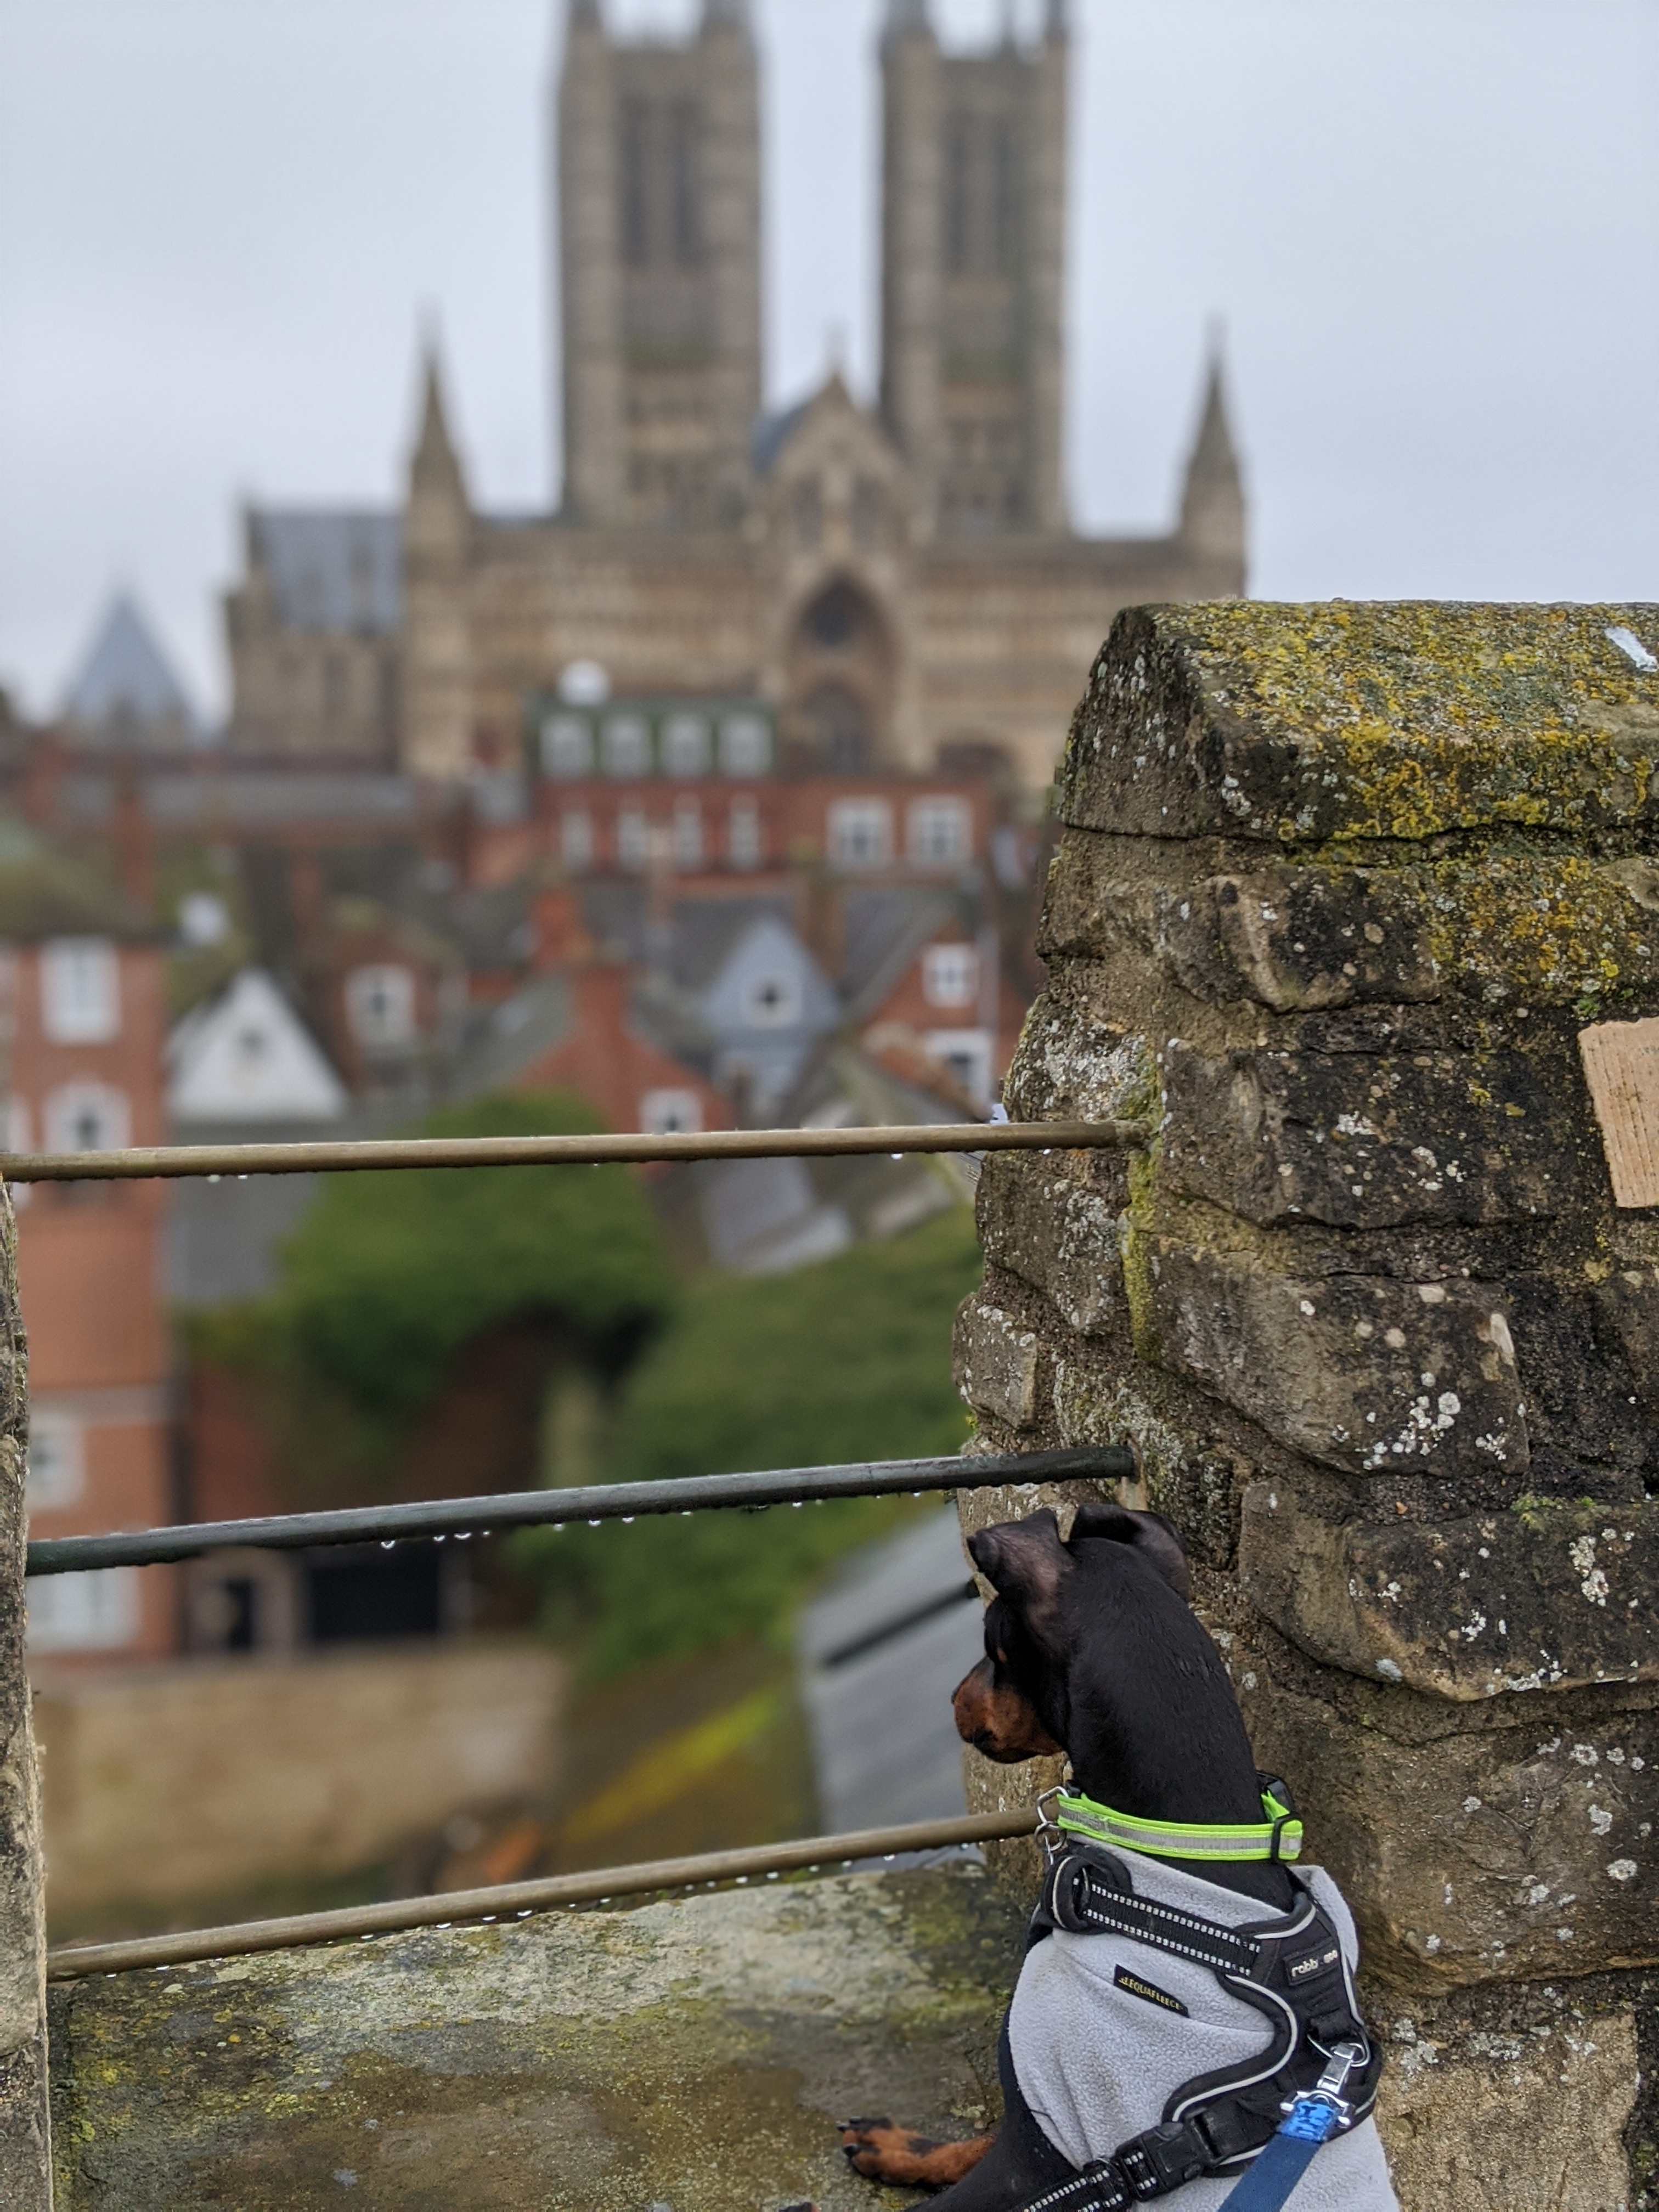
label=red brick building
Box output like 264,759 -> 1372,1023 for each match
1,833 -> 176,1667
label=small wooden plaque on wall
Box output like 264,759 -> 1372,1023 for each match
1579,1015 -> 1659,1208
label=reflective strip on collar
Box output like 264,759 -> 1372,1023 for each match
1054,1788 -> 1304,1863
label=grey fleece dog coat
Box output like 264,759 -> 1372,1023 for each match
1008,1850 -> 1399,2211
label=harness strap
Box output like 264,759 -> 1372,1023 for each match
1047,1851 -> 1265,1976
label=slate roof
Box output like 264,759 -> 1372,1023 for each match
247,511 -> 403,635
749,399 -> 810,479
62,595 -> 198,736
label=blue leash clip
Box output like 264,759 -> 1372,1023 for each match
1215,2041 -> 1366,2212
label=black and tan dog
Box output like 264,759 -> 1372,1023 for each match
812,1503 -> 1397,2211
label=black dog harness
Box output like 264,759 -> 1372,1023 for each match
1009,1796 -> 1381,2211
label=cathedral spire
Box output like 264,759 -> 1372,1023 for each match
567,0 -> 602,27
1044,0 -> 1070,40
1178,340 -> 1245,573
409,339 -> 470,516
701,0 -> 751,30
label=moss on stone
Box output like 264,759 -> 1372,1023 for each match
50,1869 -> 1026,2212
1065,601 -> 1659,845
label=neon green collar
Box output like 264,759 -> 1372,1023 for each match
1053,1786 -> 1303,1864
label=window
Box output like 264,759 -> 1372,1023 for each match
44,1080 -> 129,1153
620,97 -> 651,265
727,796 -> 763,870
345,964 -> 416,1048
828,798 -> 893,868
541,714 -> 594,779
616,804 -> 651,869
26,1412 -> 84,1511
794,480 -> 822,549
41,938 -> 120,1042
923,943 -> 979,1008
804,683 -> 870,771
852,478 -> 882,548
924,1028 -> 994,1109
805,582 -> 861,650
672,797 -> 703,868
908,795 -> 972,866
742,970 -> 801,1029
719,714 -> 771,776
27,1566 -> 139,1653
641,1087 -> 702,1136
602,714 -> 652,778
662,714 -> 711,778
561,808 -> 594,868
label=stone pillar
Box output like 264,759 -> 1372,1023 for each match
957,601 -> 1659,2212
0,1186 -> 51,2205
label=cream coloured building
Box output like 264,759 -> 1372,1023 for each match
224,0 -> 1245,794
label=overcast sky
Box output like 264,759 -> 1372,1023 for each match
1,0 -> 1655,720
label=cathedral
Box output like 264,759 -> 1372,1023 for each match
224,0 -> 1246,793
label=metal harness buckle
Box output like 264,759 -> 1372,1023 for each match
1280,2039 -> 1367,2131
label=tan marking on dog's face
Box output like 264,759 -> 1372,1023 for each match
951,1656 -> 1063,1763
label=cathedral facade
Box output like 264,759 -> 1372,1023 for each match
225,0 -> 1246,793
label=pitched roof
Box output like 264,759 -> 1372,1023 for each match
62,594 -> 197,736
247,511 -> 403,635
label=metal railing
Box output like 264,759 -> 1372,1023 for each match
46,1808 -> 1043,1980
26,1447 -> 1132,1576
0,1116 -> 1150,1183
19,1117 -> 1141,1978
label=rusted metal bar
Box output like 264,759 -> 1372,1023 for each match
26,1446 -> 1133,1576
0,1117 -> 1150,1184
45,1806 -> 1041,1980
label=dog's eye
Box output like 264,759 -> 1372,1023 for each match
994,1647 -> 1007,1664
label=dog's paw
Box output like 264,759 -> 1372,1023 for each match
837,2120 -> 994,2188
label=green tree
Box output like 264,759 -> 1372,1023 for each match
521,1204 -> 983,1678
275,1093 -> 677,1423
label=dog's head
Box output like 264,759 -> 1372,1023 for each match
951,1502 -> 1193,1764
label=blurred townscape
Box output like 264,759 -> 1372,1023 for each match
6,0 -> 1252,1942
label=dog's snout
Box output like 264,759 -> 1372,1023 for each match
952,1656 -> 1063,1763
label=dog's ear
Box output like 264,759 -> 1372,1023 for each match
967,1509 -> 1073,1624
1067,1501 -> 1193,1600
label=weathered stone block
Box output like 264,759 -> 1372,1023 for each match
955,1296 -> 1043,1430
975,1151 -> 1125,1335
1377,2005 -> 1640,2211
1426,850 -> 1659,1011
1163,1044 -> 1581,1229
1059,601 -> 1659,845
1148,1245 -> 1529,1480
1155,868 -> 1441,1011
48,1871 -> 1025,2212
1243,1679 -> 1658,1987
1002,994 -> 1159,1127
1239,1485 -> 1659,1699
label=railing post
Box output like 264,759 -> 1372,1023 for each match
0,1187 -> 51,2204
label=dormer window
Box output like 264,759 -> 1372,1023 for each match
345,964 -> 416,1048
44,1079 -> 130,1153
743,972 -> 800,1029
40,938 -> 120,1043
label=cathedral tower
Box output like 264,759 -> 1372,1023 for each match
556,0 -> 762,532
880,0 -> 1069,538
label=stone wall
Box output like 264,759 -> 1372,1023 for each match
956,601 -> 1659,2212
37,1638 -> 565,1921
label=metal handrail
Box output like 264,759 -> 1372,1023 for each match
26,1447 -> 1134,1575
0,1116 -> 1150,1182
44,1806 -> 1043,1979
